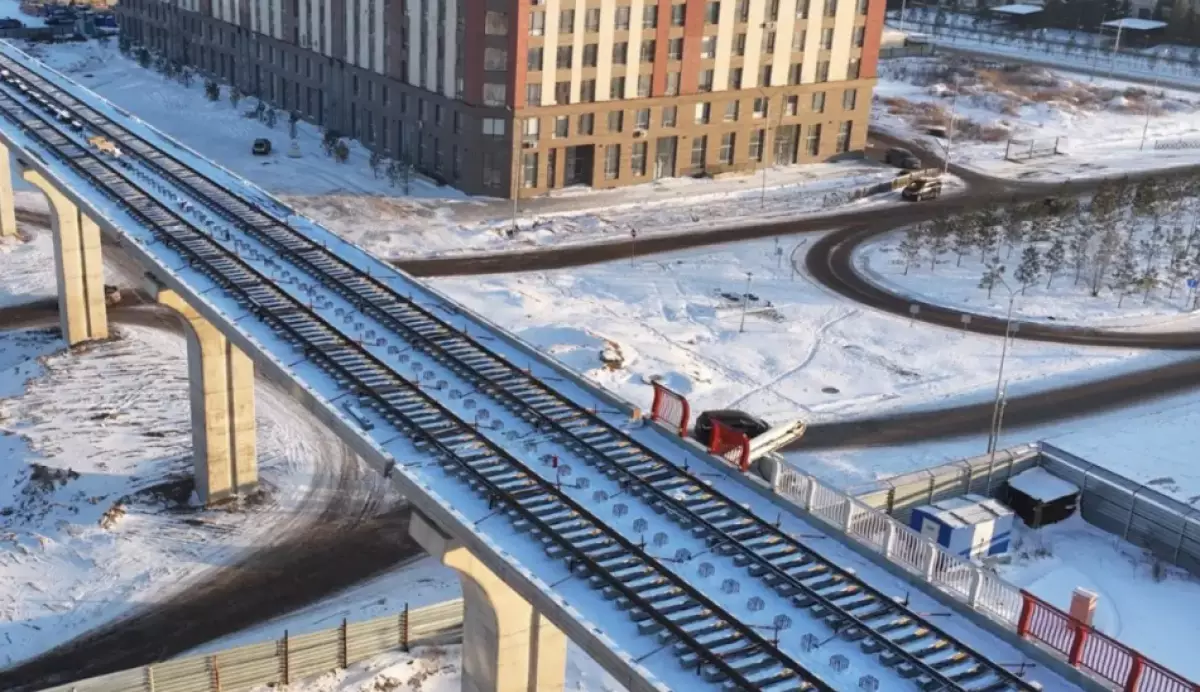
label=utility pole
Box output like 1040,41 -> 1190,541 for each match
987,279 -> 1018,456
1140,49 -> 1168,151
739,272 -> 754,333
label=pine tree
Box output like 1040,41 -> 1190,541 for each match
1110,236 -> 1139,307
1068,217 -> 1094,286
979,257 -> 1007,299
951,222 -> 976,267
1138,223 -> 1166,273
264,107 -> 277,128
204,79 -> 220,102
1002,210 -> 1025,259
927,221 -> 950,272
976,206 -> 1001,262
369,151 -> 383,178
1091,225 -> 1121,297
898,226 -> 923,276
1014,246 -> 1042,294
230,86 -> 242,109
333,139 -> 350,163
1139,268 -> 1160,304
1044,238 -> 1066,289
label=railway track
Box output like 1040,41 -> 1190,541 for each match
0,51 -> 1042,692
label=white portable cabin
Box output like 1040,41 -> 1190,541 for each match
909,494 -> 1014,560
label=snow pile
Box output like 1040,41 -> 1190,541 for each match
252,645 -> 461,692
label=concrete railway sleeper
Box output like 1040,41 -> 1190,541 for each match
0,53 -> 1040,692
0,77 -> 839,692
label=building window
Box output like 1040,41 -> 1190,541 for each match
485,10 -> 509,34
768,0 -> 781,18
719,133 -> 735,164
753,97 -> 768,118
817,61 -> 830,82
690,135 -> 707,172
483,84 -> 508,106
635,108 -> 651,129
836,121 -> 852,153
586,7 -> 601,31
705,1 -> 720,23
668,38 -> 684,60
853,26 -> 866,47
523,118 -> 541,140
666,72 -> 681,96
760,64 -> 772,86
482,153 -> 503,188
848,59 -> 861,79
812,91 -> 826,112
789,63 -> 802,85
793,30 -> 806,52
701,36 -> 717,59
605,145 -> 621,179
560,8 -> 575,31
554,115 -> 569,138
581,79 -> 597,101
522,152 -> 538,187
615,6 -> 631,29
671,3 -> 686,26
786,95 -> 798,115
638,74 -> 652,97
821,28 -> 834,50
641,40 -> 657,62
555,81 -> 571,104
749,129 -> 765,161
454,112 -> 463,133
527,83 -> 543,104
610,76 -> 626,99
729,68 -> 743,89
579,113 -> 595,135
797,0 -> 810,16
724,100 -> 739,121
694,102 -> 711,124
608,110 -> 624,133
557,45 -> 573,69
643,3 -> 658,28
843,88 -> 857,110
662,106 -> 677,127
529,11 -> 545,35
765,31 -> 776,52
528,47 -> 544,71
736,0 -> 750,20
858,0 -> 869,14
583,43 -> 598,67
632,141 -> 648,176
734,33 -> 747,56
823,0 -> 836,16
613,41 -> 628,64
806,123 -> 822,155
699,70 -> 714,92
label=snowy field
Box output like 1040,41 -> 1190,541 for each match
874,55 -> 1200,180
15,39 -> 897,259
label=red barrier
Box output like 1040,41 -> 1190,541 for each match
649,382 -> 690,436
1017,591 -> 1198,692
708,418 -> 750,472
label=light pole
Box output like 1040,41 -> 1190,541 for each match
630,227 -> 638,266
1108,19 -> 1124,80
1140,48 -> 1169,151
511,115 -> 524,235
739,271 -> 754,333
759,90 -> 788,209
899,0 -> 908,34
942,82 -> 958,177
986,277 -> 1018,457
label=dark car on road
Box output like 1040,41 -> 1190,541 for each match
884,147 -> 923,170
252,138 -> 272,156
902,177 -> 943,202
693,410 -> 771,445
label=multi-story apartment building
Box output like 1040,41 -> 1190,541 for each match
115,0 -> 884,197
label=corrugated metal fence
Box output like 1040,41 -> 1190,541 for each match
849,442 -> 1200,578
37,598 -> 464,692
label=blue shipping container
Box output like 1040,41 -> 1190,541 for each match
909,494 -> 1014,560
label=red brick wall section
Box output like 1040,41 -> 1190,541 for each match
679,0 -> 704,94
651,1 -> 671,95
464,0 -> 487,106
509,0 -> 529,108
860,0 -> 885,79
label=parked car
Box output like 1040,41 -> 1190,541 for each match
693,410 -> 771,445
885,147 -> 922,170
902,177 -> 943,202
252,138 -> 272,156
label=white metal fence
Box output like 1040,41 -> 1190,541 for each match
36,599 -> 464,692
772,465 -> 1025,629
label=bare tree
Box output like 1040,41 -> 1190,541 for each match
1044,238 -> 1066,289
897,226 -> 923,276
1110,236 -> 1139,308
979,257 -> 1007,299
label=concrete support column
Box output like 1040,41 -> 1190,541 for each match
157,289 -> 258,506
22,168 -> 108,345
411,512 -> 567,692
0,143 -> 17,237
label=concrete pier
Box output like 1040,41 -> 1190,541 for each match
411,512 -> 567,692
23,167 -> 108,345
157,289 -> 258,505
0,144 -> 17,237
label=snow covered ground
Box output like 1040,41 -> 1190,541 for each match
16,39 -> 897,260
874,55 -> 1200,180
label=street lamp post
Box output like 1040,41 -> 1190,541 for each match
1140,49 -> 1170,151
986,278 -> 1018,457
739,271 -> 754,333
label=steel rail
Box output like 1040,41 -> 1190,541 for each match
0,74 -> 829,692
0,54 -> 1034,692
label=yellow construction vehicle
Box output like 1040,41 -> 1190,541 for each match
87,135 -> 121,157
